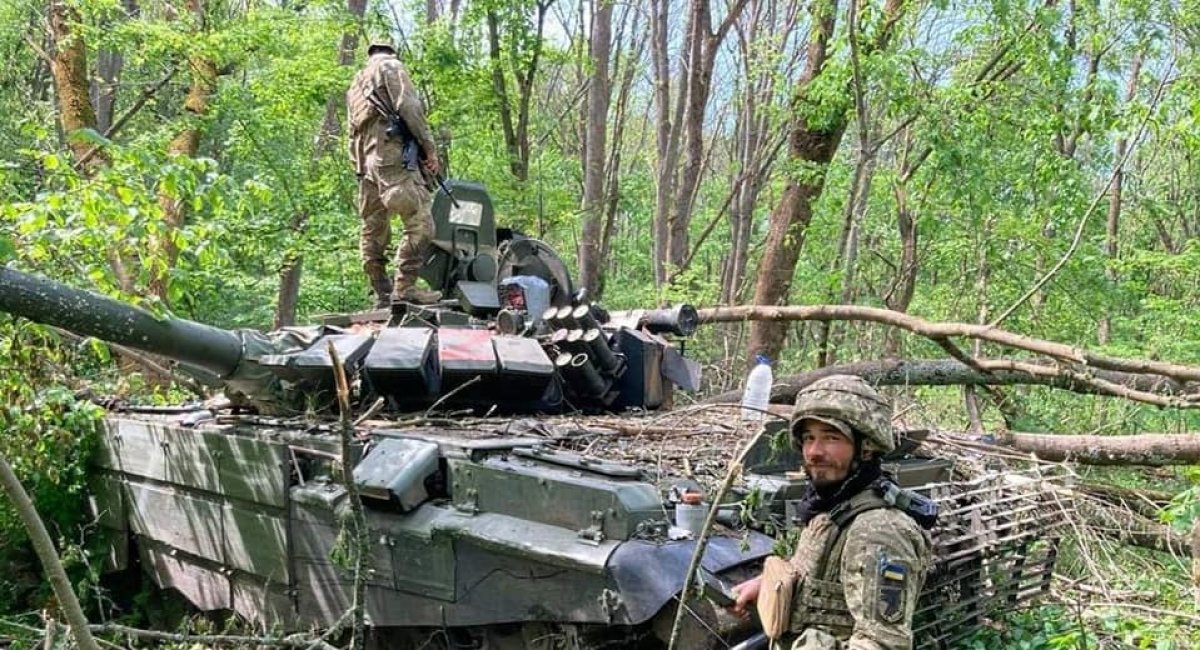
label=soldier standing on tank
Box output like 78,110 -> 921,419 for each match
347,41 -> 442,307
732,375 -> 936,650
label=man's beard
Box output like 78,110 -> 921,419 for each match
804,461 -> 852,489
793,457 -> 885,524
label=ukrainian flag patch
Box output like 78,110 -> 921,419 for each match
877,554 -> 908,624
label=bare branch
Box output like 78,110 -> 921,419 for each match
702,357 -> 1194,406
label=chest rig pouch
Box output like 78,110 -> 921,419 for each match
782,480 -> 936,638
757,515 -> 836,639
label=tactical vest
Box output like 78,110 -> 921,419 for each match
346,55 -> 394,176
785,488 -> 895,638
348,56 -> 386,135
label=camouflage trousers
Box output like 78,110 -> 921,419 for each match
357,165 -> 433,289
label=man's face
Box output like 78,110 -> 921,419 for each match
797,419 -> 857,487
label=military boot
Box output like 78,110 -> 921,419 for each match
391,279 -> 442,305
365,264 -> 393,309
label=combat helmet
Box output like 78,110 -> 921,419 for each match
791,374 -> 895,453
367,41 -> 397,56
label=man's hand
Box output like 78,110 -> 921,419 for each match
731,576 -> 762,619
423,152 -> 440,176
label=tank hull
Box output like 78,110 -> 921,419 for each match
89,410 -> 770,647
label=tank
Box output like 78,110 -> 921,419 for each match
0,183 -> 1069,648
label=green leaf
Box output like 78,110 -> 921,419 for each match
0,235 -> 14,262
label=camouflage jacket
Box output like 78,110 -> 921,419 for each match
346,53 -> 436,177
776,489 -> 932,650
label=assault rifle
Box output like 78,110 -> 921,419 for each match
364,89 -> 459,209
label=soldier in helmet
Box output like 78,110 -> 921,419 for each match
346,41 -> 442,306
732,375 -> 935,650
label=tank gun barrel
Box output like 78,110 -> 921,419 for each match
0,267 -> 244,378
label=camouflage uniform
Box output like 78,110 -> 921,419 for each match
346,46 -> 439,305
773,375 -> 933,650
773,501 -> 931,650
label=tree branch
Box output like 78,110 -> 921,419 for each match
698,304 -> 1200,383
701,357 -> 1195,406
0,455 -> 100,650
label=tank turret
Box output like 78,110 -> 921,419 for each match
0,185 -> 699,416
0,263 -> 698,416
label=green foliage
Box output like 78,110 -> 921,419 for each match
0,320 -> 103,612
1160,467 -> 1200,532
966,606 -> 1093,650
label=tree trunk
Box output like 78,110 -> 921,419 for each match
90,0 -> 138,135
273,241 -> 304,330
1098,52 -> 1142,344
818,151 -> 877,366
666,2 -> 708,271
721,0 -> 799,305
883,130 -> 919,355
747,0 -> 842,362
578,0 -> 612,298
48,0 -> 107,171
93,51 -> 121,135
747,0 -> 906,365
650,0 -> 679,286
597,4 -> 645,296
666,0 -> 750,275
486,11 -> 520,180
485,3 -> 551,183
152,53 -> 218,301
513,2 -> 550,183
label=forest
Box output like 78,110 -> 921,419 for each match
2,0 -> 1200,647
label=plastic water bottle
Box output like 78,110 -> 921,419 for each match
675,490 -> 707,537
740,354 -> 773,423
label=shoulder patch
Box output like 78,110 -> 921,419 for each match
876,552 -> 909,624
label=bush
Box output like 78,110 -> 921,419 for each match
0,320 -> 103,613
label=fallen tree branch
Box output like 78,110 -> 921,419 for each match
1076,482 -> 1174,521
995,431 -> 1200,466
697,305 -> 1200,383
930,430 -> 1200,466
702,358 -> 1193,405
1075,497 -> 1194,558
328,341 -> 367,650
